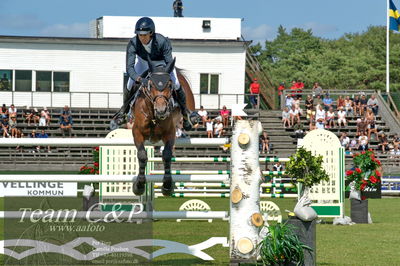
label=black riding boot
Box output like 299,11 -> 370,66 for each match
176,87 -> 192,131
110,86 -> 136,130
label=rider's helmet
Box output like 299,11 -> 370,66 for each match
135,17 -> 155,35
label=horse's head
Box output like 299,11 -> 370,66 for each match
147,57 -> 175,120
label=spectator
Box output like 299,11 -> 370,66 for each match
326,107 -> 335,129
285,94 -> 294,108
42,107 -> 51,125
293,123 -> 304,138
23,106 -> 33,126
8,104 -> 17,118
249,78 -> 260,109
367,94 -> 379,115
60,116 -> 73,138
340,132 -> 350,150
28,129 -> 40,152
356,118 -> 367,137
282,107 -> 291,128
126,117 -> 134,129
173,0 -> 184,17
1,117 -> 10,137
206,118 -> 214,138
349,137 -> 358,152
344,96 -> 354,117
214,119 -> 224,138
260,131 -> 271,154
9,116 -> 18,138
365,109 -> 379,141
292,96 -> 300,108
337,107 -> 347,128
316,118 -> 325,129
315,105 -> 326,123
312,82 -> 323,98
175,126 -> 187,139
353,95 -> 361,116
197,106 -> 208,127
336,96 -> 345,110
39,111 -> 47,127
359,95 -> 368,116
289,105 -> 300,126
60,105 -> 73,124
32,108 -> 40,126
219,105 -> 230,128
358,132 -> 369,151
378,133 -> 389,153
0,104 -> 8,119
314,94 -> 323,107
37,129 -> 51,152
295,80 -> 304,99
277,82 -> 285,106
392,134 -> 400,153
305,95 -> 314,121
323,93 -> 333,111
273,162 -> 283,171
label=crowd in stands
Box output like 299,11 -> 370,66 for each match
0,103 -> 75,152
280,82 -> 400,157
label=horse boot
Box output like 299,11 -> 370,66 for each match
110,86 -> 136,130
161,174 -> 174,196
176,87 -> 193,131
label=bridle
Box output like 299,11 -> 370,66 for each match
140,75 -> 173,119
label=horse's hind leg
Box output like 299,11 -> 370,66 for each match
161,139 -> 174,196
132,143 -> 147,195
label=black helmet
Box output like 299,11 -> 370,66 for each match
135,17 -> 155,34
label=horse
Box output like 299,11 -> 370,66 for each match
131,58 -> 196,196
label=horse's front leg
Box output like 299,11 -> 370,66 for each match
161,137 -> 175,196
132,138 -> 147,196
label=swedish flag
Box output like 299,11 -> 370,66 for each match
390,0 -> 400,31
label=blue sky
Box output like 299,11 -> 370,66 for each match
0,0 -> 388,44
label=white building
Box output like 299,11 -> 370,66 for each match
0,16 -> 247,109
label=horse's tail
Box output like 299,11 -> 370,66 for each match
176,68 -> 195,111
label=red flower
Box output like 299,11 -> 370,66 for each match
90,168 -> 95,174
355,168 -> 362,173
80,166 -> 85,171
368,148 -> 373,152
361,151 -> 366,154
94,162 -> 99,167
94,147 -> 99,152
360,180 -> 368,191
375,170 -> 381,177
95,170 -> 99,174
346,170 -> 354,176
370,176 -> 378,184
376,160 -> 381,166
361,196 -> 367,200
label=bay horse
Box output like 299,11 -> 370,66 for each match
131,58 -> 196,196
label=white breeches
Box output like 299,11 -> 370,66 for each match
127,56 -> 180,90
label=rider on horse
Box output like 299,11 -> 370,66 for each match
111,16 -> 192,131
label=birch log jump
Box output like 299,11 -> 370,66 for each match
229,120 -> 265,260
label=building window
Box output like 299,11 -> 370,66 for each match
0,70 -> 12,91
36,71 -> 52,92
15,70 -> 32,91
200,73 -> 219,94
54,72 -> 70,92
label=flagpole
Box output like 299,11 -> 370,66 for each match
387,0 -> 390,93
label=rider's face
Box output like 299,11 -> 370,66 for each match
138,33 -> 152,45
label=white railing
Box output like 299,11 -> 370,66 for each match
0,91 -> 257,110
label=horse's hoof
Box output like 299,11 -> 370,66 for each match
132,178 -> 146,196
161,184 -> 174,197
161,176 -> 174,196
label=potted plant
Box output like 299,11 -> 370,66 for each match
284,147 -> 330,266
285,147 -> 330,214
346,149 -> 382,223
258,222 -> 312,266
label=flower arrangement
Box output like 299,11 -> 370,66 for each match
346,150 -> 381,192
79,147 -> 100,175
